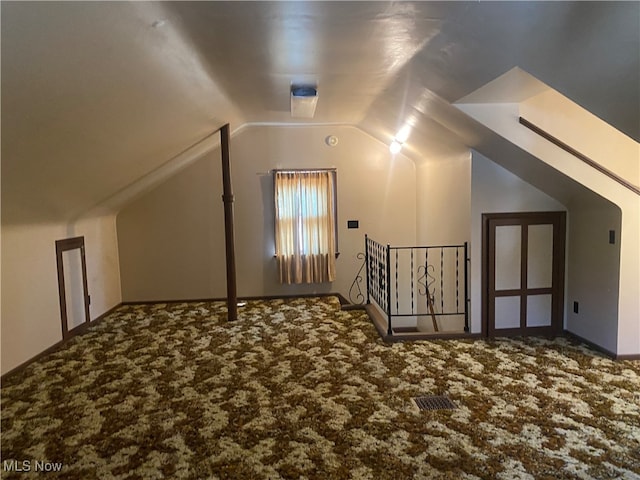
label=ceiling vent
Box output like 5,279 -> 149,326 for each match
291,85 -> 318,118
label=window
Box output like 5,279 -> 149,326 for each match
274,169 -> 337,284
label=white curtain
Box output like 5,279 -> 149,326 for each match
274,170 -> 336,284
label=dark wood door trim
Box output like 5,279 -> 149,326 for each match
482,211 -> 566,338
55,236 -> 91,340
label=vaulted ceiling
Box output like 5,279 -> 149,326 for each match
2,1 -> 638,224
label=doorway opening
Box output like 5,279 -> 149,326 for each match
482,212 -> 566,338
55,236 -> 90,340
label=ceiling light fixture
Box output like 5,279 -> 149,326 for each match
291,85 -> 318,118
389,140 -> 403,155
389,123 -> 412,154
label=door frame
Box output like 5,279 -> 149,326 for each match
55,236 -> 91,340
482,211 -> 566,338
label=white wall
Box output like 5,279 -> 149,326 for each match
470,151 -> 567,334
117,125 -> 417,303
1,214 -> 121,375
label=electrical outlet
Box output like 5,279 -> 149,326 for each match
573,301 -> 579,314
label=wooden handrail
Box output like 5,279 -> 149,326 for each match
519,117 -> 640,196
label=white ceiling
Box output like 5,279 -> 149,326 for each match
2,1 -> 638,224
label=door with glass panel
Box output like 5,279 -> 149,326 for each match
483,212 -> 565,337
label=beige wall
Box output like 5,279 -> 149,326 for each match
414,153 -> 471,333
117,147 -> 226,301
565,205 -> 621,354
519,95 -> 639,355
117,125 -> 417,303
1,214 -> 121,375
459,99 -> 640,356
521,90 -> 639,188
5,117 -> 631,376
416,152 -> 471,246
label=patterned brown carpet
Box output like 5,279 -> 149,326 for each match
2,297 -> 639,479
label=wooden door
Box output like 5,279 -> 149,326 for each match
483,212 -> 565,337
56,236 -> 90,339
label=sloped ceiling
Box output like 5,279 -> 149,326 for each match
1,1 -> 244,224
2,1 -> 638,224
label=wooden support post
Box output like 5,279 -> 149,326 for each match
220,124 -> 238,321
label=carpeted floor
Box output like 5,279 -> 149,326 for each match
2,296 -> 639,479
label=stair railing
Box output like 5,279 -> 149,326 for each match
363,235 -> 470,336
